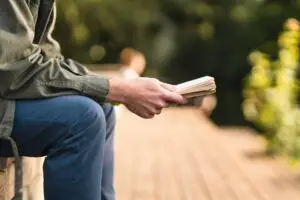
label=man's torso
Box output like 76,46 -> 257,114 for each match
0,0 -> 55,138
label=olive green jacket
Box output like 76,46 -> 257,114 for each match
0,0 -> 109,141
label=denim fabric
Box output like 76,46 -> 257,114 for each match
0,95 -> 116,200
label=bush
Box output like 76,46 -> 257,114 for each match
243,18 -> 300,159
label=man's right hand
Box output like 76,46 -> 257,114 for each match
106,77 -> 186,118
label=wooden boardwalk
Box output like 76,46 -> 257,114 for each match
114,107 -> 300,200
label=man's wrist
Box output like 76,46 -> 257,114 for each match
106,78 -> 128,104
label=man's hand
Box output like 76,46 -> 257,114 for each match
106,77 -> 186,118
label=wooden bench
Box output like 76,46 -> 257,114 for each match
0,158 -> 16,200
0,158 -> 8,200
0,156 -> 45,200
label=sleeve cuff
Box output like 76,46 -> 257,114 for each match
82,74 -> 110,103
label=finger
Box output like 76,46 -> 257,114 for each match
155,100 -> 168,109
160,82 -> 177,92
161,90 -> 187,104
138,105 -> 156,118
154,108 -> 162,115
144,112 -> 155,119
136,110 -> 153,119
146,105 -> 162,115
126,105 -> 151,119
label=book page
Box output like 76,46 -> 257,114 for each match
175,76 -> 215,93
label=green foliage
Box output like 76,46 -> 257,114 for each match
54,0 -> 300,83
243,18 -> 300,159
55,0 -> 164,64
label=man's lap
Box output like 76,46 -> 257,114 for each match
0,95 -> 115,157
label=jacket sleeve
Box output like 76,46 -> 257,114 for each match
0,0 -> 109,103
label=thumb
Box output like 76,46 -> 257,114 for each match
161,89 -> 187,104
160,82 -> 177,92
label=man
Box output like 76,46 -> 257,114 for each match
0,1 -> 185,200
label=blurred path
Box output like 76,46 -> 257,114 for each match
114,107 -> 300,200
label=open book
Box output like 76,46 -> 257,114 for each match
175,76 -> 216,99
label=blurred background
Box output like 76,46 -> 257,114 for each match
53,0 -> 300,160
3,1 -> 300,200
52,0 -> 300,195
53,0 -> 300,123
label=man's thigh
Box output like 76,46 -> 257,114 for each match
0,95 -> 110,157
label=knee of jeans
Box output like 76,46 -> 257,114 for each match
75,96 -> 105,119
64,96 -> 106,136
41,96 -> 107,155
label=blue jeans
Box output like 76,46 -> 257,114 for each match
0,95 -> 116,200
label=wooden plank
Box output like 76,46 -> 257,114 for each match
215,127 -> 300,200
115,112 -> 137,200
114,107 -> 300,200
130,132 -> 156,200
182,111 -> 262,200
191,111 -> 300,200
174,109 -> 237,200
166,113 -> 210,200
